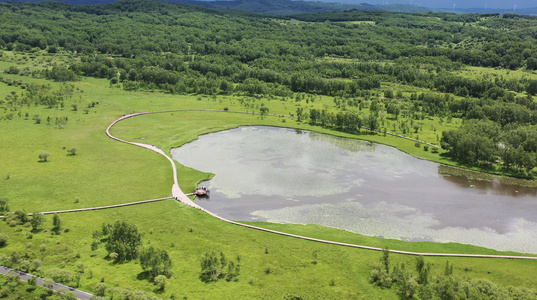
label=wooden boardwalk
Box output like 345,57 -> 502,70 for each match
105,110 -> 537,260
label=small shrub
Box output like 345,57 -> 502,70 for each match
414,142 -> 420,148
38,152 -> 50,162
94,282 -> 106,296
27,276 -> 37,287
0,233 -> 8,246
424,145 -> 429,151
155,275 -> 167,291
42,278 -> 54,289
264,265 -> 272,274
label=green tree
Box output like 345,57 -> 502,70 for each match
52,213 -> 62,234
14,210 -> 29,225
527,80 -> 537,96
0,233 -> 8,247
139,246 -> 173,278
5,66 -> 19,75
46,66 -> 78,82
200,251 -> 220,282
74,273 -> 81,287
259,105 -> 269,116
104,221 -> 142,261
225,260 -> 240,282
30,212 -> 44,231
42,278 -> 54,289
0,198 -> 9,213
381,248 -> 390,273
19,260 -> 30,272
94,282 -> 107,296
27,276 -> 37,290
296,107 -> 304,122
386,102 -> 400,119
154,275 -> 167,291
32,259 -> 42,271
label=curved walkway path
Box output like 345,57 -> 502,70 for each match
106,109 -> 537,260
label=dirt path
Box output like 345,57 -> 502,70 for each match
107,110 -> 537,260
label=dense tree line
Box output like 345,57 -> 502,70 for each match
442,120 -> 537,174
3,0 -> 537,174
370,250 -> 537,299
2,0 -> 537,98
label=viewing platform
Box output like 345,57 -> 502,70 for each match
186,186 -> 210,197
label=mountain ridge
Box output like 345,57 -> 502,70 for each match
0,0 -> 535,16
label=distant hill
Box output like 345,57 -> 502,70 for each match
165,0 -> 440,15
0,0 -> 440,15
3,0 -> 535,16
457,7 -> 537,16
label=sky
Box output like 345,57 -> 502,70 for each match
315,0 -> 535,9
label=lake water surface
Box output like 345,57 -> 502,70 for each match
171,126 -> 537,254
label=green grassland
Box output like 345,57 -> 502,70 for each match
1,65 -> 537,299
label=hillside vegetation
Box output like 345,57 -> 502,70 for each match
1,0 -> 537,299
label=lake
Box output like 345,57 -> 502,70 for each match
171,126 -> 537,254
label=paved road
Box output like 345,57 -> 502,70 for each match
107,110 -> 537,260
0,265 -> 94,299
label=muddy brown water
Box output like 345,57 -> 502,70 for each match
171,126 -> 537,253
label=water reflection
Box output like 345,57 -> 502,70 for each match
171,126 -> 537,254
309,131 -> 376,153
439,165 -> 537,197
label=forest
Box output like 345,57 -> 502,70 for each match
3,0 -> 537,175
2,0 -> 537,299
0,0 -> 537,176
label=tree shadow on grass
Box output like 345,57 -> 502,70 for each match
136,271 -> 151,281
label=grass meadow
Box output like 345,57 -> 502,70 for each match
1,57 -> 537,298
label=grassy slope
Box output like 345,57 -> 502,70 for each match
1,71 -> 537,298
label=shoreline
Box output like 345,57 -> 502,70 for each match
108,109 -> 537,260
